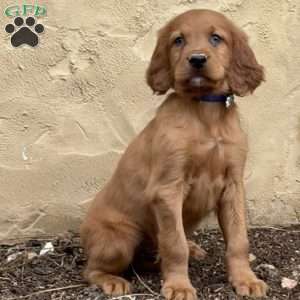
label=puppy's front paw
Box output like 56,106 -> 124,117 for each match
230,272 -> 268,298
162,279 -> 197,300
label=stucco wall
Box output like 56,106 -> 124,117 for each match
0,0 -> 299,241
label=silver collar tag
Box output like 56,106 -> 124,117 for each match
225,95 -> 234,108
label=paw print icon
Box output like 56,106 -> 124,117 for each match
5,17 -> 44,47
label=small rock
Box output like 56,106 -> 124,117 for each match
281,277 -> 298,289
249,253 -> 256,262
7,252 -> 22,262
39,242 -> 54,255
27,252 -> 38,260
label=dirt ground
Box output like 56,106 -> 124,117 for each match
0,225 -> 299,300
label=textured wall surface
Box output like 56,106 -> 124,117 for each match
0,0 -> 299,240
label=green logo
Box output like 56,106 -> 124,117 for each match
5,4 -> 46,17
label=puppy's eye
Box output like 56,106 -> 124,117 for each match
209,34 -> 222,47
174,36 -> 185,47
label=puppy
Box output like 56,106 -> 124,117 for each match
80,9 -> 267,299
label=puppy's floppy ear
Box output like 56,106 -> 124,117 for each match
146,26 -> 172,95
227,28 -> 265,96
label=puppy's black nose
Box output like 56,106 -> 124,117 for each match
188,54 -> 207,69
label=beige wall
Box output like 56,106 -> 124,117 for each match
0,0 -> 299,240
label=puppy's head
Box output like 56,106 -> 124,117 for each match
146,9 -> 264,97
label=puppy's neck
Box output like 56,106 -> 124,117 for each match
179,93 -> 236,127
196,100 -> 230,126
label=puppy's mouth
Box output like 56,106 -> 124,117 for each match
175,74 -> 219,95
189,76 -> 207,88
187,75 -> 214,90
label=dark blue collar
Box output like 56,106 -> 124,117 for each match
194,94 -> 234,107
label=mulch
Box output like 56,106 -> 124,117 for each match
0,225 -> 299,300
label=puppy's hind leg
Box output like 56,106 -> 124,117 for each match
188,240 -> 207,261
82,222 -> 140,296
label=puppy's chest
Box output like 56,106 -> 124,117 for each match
183,173 -> 225,224
190,133 -> 232,175
182,135 -> 236,223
